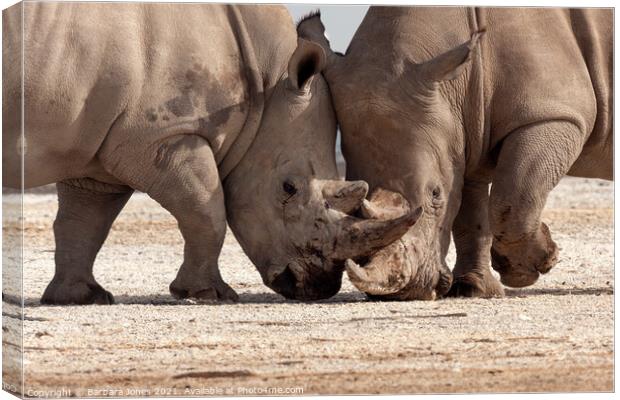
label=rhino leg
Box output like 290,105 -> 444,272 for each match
41,179 -> 133,305
489,121 -> 585,288
448,181 -> 504,298
113,135 -> 237,302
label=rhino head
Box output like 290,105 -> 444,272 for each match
224,37 -> 421,301
298,13 -> 484,299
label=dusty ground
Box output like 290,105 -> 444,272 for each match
2,177 -> 614,396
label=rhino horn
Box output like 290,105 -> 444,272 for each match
322,180 -> 368,214
332,206 -> 423,261
345,237 -> 416,295
360,187 -> 412,220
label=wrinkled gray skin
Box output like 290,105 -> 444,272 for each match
3,3 -> 419,304
299,7 -> 612,299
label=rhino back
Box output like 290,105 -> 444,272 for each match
7,3 -> 294,188
483,8 -> 612,156
395,7 -> 613,178
565,9 -> 612,177
3,3 -> 23,187
344,7 -> 612,180
347,7 -> 472,69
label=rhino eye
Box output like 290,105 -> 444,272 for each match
283,181 -> 298,196
432,187 -> 441,199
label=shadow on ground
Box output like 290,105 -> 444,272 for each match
5,285 -> 613,309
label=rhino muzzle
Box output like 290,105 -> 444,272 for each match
266,260 -> 344,301
345,234 -> 453,300
343,188 -> 453,300
266,183 -> 422,301
345,238 -> 417,296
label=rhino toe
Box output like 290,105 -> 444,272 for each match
448,271 -> 505,298
491,246 -> 540,288
535,223 -> 559,274
491,223 -> 559,288
169,279 -> 238,302
41,279 -> 114,305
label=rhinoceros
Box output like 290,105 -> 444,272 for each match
2,3 -> 420,304
299,7 -> 612,299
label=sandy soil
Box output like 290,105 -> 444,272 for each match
2,177 -> 614,396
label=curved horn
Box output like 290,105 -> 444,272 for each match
345,237 -> 417,295
322,180 -> 368,214
360,187 -> 411,219
332,206 -> 423,261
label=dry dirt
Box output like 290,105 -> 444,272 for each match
2,177 -> 614,396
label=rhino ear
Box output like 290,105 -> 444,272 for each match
287,38 -> 326,91
296,11 -> 341,75
297,11 -> 334,56
416,30 -> 485,83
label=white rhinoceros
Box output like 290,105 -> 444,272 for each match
2,3 -> 420,304
299,7 -> 612,299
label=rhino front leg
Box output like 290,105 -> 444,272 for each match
489,121 -> 585,287
130,135 -> 237,302
448,181 -> 504,298
41,180 -> 133,305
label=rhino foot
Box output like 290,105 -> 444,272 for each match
491,223 -> 559,288
169,278 -> 238,302
447,271 -> 504,298
41,278 -> 114,305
